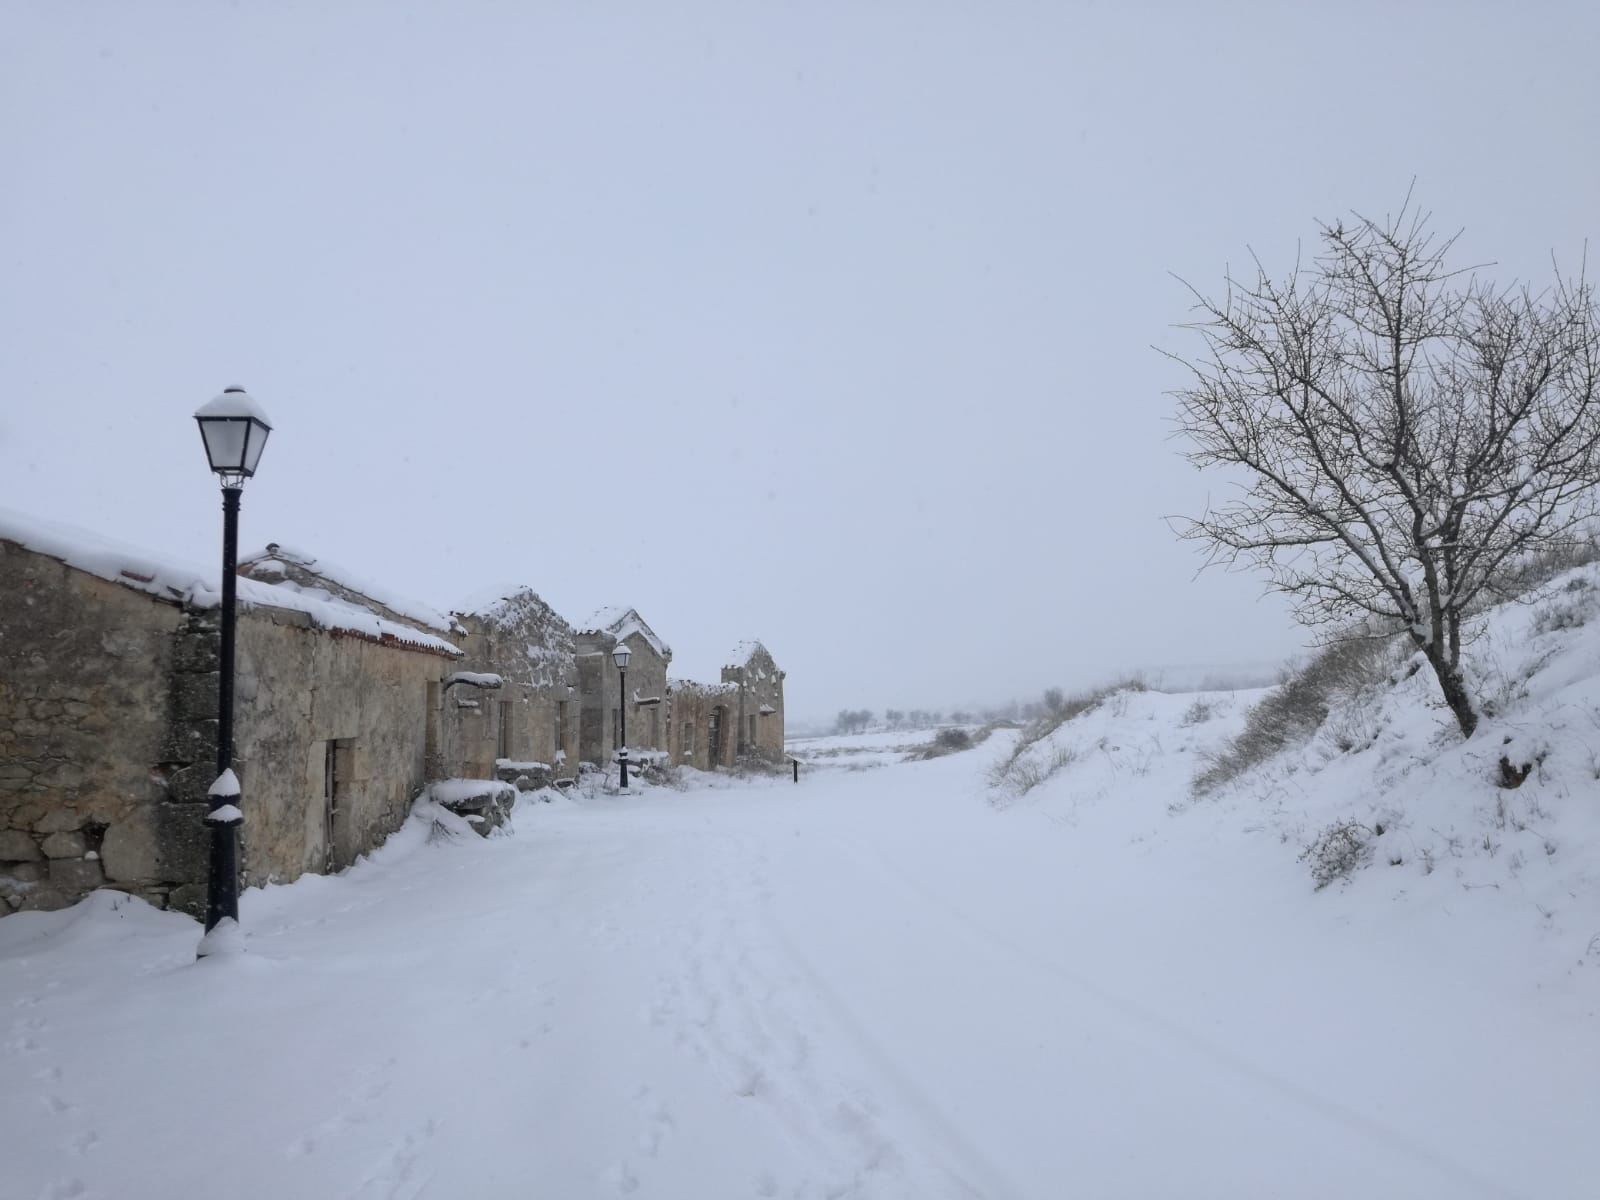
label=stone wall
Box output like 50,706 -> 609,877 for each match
230,609 -> 454,884
575,631 -> 670,768
448,593 -> 579,782
0,543 -> 200,914
664,680 -> 740,772
723,644 -> 787,762
1,539 -> 461,918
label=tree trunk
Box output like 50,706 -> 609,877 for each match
1425,647 -> 1478,738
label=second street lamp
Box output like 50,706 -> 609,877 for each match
193,385 -> 272,954
613,640 -> 631,791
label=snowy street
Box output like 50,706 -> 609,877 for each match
5,733 -> 1593,1200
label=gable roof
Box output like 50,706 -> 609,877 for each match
578,606 -> 670,660
239,542 -> 463,634
725,639 -> 776,669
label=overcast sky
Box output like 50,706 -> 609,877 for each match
3,2 -> 1597,724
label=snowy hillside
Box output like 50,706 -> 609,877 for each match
987,563 -> 1600,976
2,573 -> 1597,1198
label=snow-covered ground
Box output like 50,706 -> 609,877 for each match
6,575 -> 1600,1198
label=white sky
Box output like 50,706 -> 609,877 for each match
3,2 -> 1597,723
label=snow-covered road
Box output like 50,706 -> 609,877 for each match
4,744 -> 1594,1199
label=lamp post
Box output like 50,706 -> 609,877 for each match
613,640 -> 631,791
193,386 -> 272,951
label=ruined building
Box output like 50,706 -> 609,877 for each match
0,509 -> 786,918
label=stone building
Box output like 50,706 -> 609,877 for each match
2,506 -> 790,921
573,608 -> 671,769
448,587 -> 580,788
0,512 -> 463,916
722,641 -> 787,762
663,679 -> 739,771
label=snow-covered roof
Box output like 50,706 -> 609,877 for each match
725,639 -> 774,668
239,543 -> 462,634
1,506 -> 217,607
1,506 -> 461,658
455,582 -> 545,621
579,606 -> 671,659
668,677 -> 738,696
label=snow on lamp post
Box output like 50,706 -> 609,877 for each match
193,386 -> 272,954
613,640 -> 631,791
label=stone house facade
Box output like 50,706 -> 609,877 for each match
573,608 -> 671,769
447,588 -> 580,787
663,679 -> 739,771
722,641 -> 787,762
1,515 -> 463,916
1,507 -> 789,921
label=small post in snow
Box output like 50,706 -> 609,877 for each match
791,757 -> 799,784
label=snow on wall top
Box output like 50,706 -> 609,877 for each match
239,543 -> 462,634
456,582 -> 546,621
455,587 -> 576,689
0,506 -> 461,657
1,505 -> 218,607
579,606 -> 671,660
725,639 -> 774,669
668,677 -> 738,696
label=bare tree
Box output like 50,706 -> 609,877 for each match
1042,687 -> 1066,716
1169,199 -> 1600,737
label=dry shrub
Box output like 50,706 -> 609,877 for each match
915,727 -> 972,758
1300,821 -> 1372,889
1192,637 -> 1396,796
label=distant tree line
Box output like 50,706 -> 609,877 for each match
834,694 -> 1070,736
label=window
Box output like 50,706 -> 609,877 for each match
555,701 -> 567,755
748,715 -> 757,747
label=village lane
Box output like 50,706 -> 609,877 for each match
3,747 -> 1591,1199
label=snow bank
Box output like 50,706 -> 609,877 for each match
985,566 -> 1600,961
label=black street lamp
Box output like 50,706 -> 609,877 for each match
193,386 -> 272,952
613,640 -> 631,791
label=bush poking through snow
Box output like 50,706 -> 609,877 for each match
1530,574 -> 1598,636
988,744 -> 1078,804
1300,821 -> 1372,890
982,679 -> 1151,802
1180,698 -> 1216,726
913,727 -> 975,761
1192,637 -> 1396,796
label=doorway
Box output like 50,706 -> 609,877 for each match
708,706 -> 725,768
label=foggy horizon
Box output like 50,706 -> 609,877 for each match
4,2 -> 1596,724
